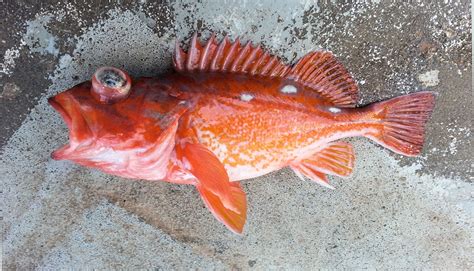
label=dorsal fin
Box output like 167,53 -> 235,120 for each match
173,33 -> 290,77
288,51 -> 359,107
173,33 -> 359,107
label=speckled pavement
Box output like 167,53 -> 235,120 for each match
1,1 -> 472,269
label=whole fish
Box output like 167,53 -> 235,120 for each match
49,33 -> 435,233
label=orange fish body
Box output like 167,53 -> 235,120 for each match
49,33 -> 435,233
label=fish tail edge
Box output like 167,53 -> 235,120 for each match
366,91 -> 436,156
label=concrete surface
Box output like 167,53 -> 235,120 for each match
1,0 -> 472,269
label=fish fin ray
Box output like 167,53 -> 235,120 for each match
303,141 -> 355,177
290,163 -> 334,189
288,51 -> 359,107
196,182 -> 247,234
176,141 -> 243,213
174,33 -> 291,77
173,133 -> 247,233
290,141 -> 355,188
366,91 -> 436,156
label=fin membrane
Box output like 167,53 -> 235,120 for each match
196,181 -> 247,234
288,51 -> 359,107
174,33 -> 358,108
291,141 -> 355,189
174,32 -> 290,77
175,141 -> 247,233
367,91 -> 436,156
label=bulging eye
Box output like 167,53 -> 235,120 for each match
91,66 -> 131,104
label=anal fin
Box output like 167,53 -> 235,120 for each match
290,141 -> 355,189
291,163 -> 334,190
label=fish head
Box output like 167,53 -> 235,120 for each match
49,66 -> 182,179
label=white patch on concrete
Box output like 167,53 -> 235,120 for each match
280,85 -> 298,94
0,48 -> 21,75
240,93 -> 254,102
23,14 -> 60,56
417,70 -> 440,87
328,107 -> 341,113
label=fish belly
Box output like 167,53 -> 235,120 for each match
192,104 -> 347,181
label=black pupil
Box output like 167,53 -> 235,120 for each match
99,70 -> 125,88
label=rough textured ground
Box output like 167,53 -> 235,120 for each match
1,1 -> 472,269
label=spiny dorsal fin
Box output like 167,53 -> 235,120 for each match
173,33 -> 359,107
288,51 -> 359,107
173,33 -> 290,77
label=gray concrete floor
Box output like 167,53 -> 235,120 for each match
1,1 -> 472,269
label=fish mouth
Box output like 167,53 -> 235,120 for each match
48,96 -> 72,129
48,93 -> 92,160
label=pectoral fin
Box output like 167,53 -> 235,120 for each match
196,181 -> 247,234
175,141 -> 247,233
291,141 -> 355,189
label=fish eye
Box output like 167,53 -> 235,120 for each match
91,66 -> 132,104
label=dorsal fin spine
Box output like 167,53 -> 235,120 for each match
250,52 -> 269,75
199,34 -> 217,70
222,37 -> 240,71
186,33 -> 201,71
241,46 -> 261,72
270,63 -> 283,77
261,56 -> 277,76
231,41 -> 251,72
173,41 -> 186,72
173,34 -> 359,107
211,36 -> 229,71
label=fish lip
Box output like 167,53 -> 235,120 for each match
48,96 -> 72,129
48,96 -> 72,160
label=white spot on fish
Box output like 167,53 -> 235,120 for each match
280,85 -> 297,94
240,93 -> 254,102
328,107 -> 341,113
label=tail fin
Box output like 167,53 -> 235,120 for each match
367,91 -> 436,156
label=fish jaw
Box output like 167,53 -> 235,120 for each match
49,85 -> 184,181
48,90 -> 96,161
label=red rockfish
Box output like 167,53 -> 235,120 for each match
49,33 -> 435,233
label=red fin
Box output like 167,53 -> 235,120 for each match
290,141 -> 354,189
288,51 -> 359,107
199,33 -> 218,71
196,182 -> 247,234
175,141 -> 247,233
174,34 -> 357,107
367,91 -> 436,156
186,32 -> 202,71
173,33 -> 290,77
302,141 -> 355,177
290,163 -> 334,190
176,141 -> 244,212
173,40 -> 187,72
